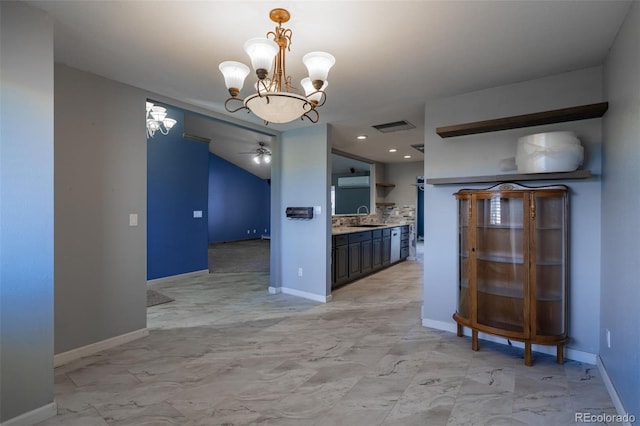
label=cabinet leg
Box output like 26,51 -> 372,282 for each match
524,342 -> 532,366
457,323 -> 463,337
471,330 -> 479,351
557,344 -> 565,364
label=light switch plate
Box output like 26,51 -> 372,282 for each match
193,210 -> 203,218
313,206 -> 321,215
129,213 -> 138,227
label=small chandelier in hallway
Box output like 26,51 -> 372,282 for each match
146,102 -> 177,138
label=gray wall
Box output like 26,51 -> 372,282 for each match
54,64 -> 148,353
0,2 -> 55,422
278,125 -> 331,298
385,161 -> 424,207
422,67 -> 604,357
601,0 -> 640,417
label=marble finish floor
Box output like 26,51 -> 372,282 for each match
41,257 -> 617,425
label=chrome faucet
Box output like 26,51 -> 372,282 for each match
356,205 -> 369,225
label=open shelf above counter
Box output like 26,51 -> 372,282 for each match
426,169 -> 592,185
436,102 -> 608,138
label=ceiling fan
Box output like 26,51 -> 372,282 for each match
239,142 -> 272,165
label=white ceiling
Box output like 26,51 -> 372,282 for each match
27,0 -> 631,174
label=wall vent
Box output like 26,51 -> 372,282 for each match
372,120 -> 416,133
182,132 -> 211,144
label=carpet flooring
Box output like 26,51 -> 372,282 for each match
146,289 -> 174,307
208,238 -> 270,273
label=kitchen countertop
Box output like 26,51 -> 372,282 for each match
332,223 -> 406,235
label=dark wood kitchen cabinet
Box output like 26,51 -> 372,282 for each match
453,182 -> 569,366
348,231 -> 372,279
332,226 -> 407,290
372,230 -> 383,269
332,235 -> 349,288
400,225 -> 410,260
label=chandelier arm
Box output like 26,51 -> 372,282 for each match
301,108 -> 319,124
224,97 -> 248,113
310,90 -> 328,108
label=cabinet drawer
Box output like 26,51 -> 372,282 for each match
334,235 -> 349,246
348,231 -> 372,243
401,247 -> 409,259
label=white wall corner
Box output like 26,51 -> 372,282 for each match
54,328 -> 148,368
597,356 -> 634,426
0,402 -> 57,426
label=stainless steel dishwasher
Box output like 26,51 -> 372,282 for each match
390,227 -> 401,263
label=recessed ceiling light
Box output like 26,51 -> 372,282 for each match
356,135 -> 367,140
404,155 -> 412,159
389,148 -> 397,153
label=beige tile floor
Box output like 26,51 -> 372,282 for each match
41,249 -> 617,425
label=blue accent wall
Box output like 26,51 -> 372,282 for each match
208,153 -> 270,243
147,103 -> 209,280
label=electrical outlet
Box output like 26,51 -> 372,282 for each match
253,229 -> 256,233
606,329 -> 611,348
298,267 -> 303,277
247,230 -> 250,234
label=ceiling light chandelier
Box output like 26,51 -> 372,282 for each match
146,102 -> 177,138
219,8 -> 335,125
253,143 -> 272,165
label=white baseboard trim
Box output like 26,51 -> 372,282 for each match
268,286 -> 280,294
54,328 -> 149,368
280,287 -> 331,303
597,356 -> 633,426
1,402 -> 57,426
422,318 -> 596,364
147,269 -> 209,286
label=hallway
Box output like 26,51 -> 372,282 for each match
42,256 -> 615,425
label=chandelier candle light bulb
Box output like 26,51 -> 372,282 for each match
219,8 -> 335,124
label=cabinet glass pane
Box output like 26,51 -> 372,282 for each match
475,196 -> 525,332
535,195 -> 566,336
476,195 -> 523,228
457,198 -> 469,319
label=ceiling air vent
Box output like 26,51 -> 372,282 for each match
372,120 -> 416,133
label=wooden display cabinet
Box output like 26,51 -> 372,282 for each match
453,182 -> 568,366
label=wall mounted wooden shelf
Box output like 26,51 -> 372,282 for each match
436,102 -> 608,138
426,169 -> 592,186
376,183 -> 396,188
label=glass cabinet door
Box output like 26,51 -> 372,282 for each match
474,193 -> 526,332
533,194 -> 566,336
457,197 -> 470,320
